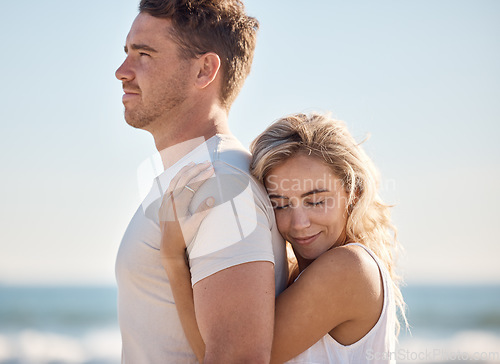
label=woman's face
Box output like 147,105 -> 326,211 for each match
266,154 -> 349,266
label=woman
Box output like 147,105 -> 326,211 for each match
160,112 -> 407,363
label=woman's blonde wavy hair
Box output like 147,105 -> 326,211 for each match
249,112 -> 408,334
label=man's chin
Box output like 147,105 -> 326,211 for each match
124,112 -> 151,130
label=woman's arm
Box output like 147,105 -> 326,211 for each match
162,245 -> 206,362
163,234 -> 382,364
269,245 -> 384,363
160,165 -> 383,363
159,162 -> 214,363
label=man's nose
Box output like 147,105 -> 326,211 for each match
115,57 -> 134,81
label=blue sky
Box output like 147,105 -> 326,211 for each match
1,0 -> 499,285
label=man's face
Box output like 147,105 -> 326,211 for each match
116,13 -> 193,129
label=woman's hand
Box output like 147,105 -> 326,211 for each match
159,161 -> 215,264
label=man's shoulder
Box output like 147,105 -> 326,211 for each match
210,134 -> 252,171
208,134 -> 267,195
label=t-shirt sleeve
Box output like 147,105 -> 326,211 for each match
185,161 -> 275,286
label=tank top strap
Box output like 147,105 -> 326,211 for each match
343,242 -> 392,309
343,243 -> 389,278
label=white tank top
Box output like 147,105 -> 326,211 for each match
286,243 -> 396,364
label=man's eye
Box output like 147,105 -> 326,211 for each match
139,52 -> 150,57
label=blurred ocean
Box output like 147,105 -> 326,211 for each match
0,284 -> 499,364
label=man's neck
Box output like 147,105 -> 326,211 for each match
150,107 -> 231,170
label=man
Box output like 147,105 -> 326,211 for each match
114,1 -> 288,363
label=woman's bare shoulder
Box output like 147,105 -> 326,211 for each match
298,244 -> 383,305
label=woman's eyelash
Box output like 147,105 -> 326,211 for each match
308,200 -> 324,206
273,201 -> 324,209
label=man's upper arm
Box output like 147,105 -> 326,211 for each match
187,162 -> 277,284
193,261 -> 275,363
186,163 -> 279,362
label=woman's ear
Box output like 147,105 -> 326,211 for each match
194,52 -> 221,89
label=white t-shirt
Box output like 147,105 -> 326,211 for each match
116,134 -> 288,363
286,243 -> 396,364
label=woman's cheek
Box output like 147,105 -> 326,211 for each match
275,211 -> 289,237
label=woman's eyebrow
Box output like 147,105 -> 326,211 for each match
268,189 -> 330,199
301,189 -> 330,198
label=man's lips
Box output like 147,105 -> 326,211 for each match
123,88 -> 140,94
122,90 -> 140,102
292,232 -> 321,246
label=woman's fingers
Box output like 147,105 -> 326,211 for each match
195,196 -> 215,215
182,165 -> 215,194
169,161 -> 213,195
178,197 -> 215,244
161,162 -> 215,223
167,161 -> 196,194
170,164 -> 214,213
172,168 -> 214,219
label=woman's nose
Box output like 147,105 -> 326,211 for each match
290,205 -> 311,231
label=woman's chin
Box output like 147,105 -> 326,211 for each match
294,248 -> 322,262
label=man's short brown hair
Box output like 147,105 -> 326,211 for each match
139,0 -> 259,109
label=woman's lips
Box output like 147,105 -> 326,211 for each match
292,232 -> 321,246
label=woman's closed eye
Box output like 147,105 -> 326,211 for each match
270,198 -> 326,210
306,200 -> 325,207
271,199 -> 289,210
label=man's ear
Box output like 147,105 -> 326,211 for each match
194,52 -> 221,89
